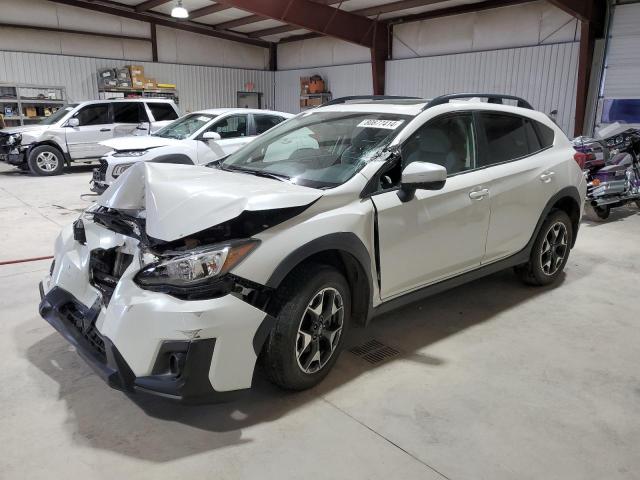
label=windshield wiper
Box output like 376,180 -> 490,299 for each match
223,165 -> 291,182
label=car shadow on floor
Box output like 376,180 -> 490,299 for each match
24,269 -> 565,462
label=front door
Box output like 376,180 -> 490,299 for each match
205,114 -> 252,156
65,103 -> 113,159
371,112 -> 492,300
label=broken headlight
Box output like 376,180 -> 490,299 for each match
7,133 -> 21,146
135,240 -> 259,296
112,163 -> 135,178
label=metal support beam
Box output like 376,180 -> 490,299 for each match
371,24 -> 389,95
574,20 -> 594,136
250,0 -> 450,38
214,0 -> 383,48
150,22 -> 158,61
47,0 -> 270,47
189,3 -> 231,19
269,43 -> 278,71
389,0 -> 535,25
135,0 -> 171,13
547,0 -> 593,23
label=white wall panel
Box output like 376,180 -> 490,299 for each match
0,51 -> 275,113
393,0 -> 579,60
274,63 -> 373,114
278,37 -> 371,70
386,42 -> 580,134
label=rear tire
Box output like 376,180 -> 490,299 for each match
263,264 -> 351,391
27,145 -> 64,176
515,210 -> 573,286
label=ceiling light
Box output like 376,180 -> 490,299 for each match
171,0 -> 189,19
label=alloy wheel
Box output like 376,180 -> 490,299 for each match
540,221 -> 568,276
36,151 -> 59,172
295,287 -> 344,374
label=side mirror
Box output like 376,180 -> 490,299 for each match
202,131 -> 222,141
398,162 -> 447,202
66,118 -> 80,128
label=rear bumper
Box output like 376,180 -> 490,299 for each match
39,284 -> 243,404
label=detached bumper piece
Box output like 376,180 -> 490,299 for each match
39,285 -> 242,404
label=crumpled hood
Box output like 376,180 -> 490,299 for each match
100,135 -> 181,151
97,162 -> 322,241
1,125 -> 47,136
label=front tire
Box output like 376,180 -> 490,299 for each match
264,264 -> 351,391
515,210 -> 573,286
27,145 -> 65,176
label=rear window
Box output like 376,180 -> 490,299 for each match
477,113 -> 547,167
113,102 -> 148,123
148,103 -> 178,121
254,114 -> 284,135
535,121 -> 555,148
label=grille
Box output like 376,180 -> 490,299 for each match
349,339 -> 400,365
93,159 -> 108,182
59,301 -> 106,361
97,159 -> 108,173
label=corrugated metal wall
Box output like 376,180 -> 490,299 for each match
601,3 -> 640,98
274,63 -> 373,114
387,42 -> 580,134
0,50 -> 275,114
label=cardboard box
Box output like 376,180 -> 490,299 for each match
299,98 -> 307,108
144,78 -> 157,89
300,76 -> 310,95
127,64 -> 144,77
131,76 -> 145,89
25,106 -> 37,118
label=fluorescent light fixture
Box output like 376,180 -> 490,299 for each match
171,0 -> 189,18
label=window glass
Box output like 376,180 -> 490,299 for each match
113,102 -> 147,123
401,113 -> 475,175
524,119 -> 542,152
212,115 -> 248,138
254,114 -> 284,134
153,113 -> 216,140
601,99 -> 640,124
535,121 -> 555,148
220,112 -> 410,189
477,113 -> 529,166
75,104 -> 109,126
148,103 -> 178,121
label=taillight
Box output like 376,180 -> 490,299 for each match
573,151 -> 589,169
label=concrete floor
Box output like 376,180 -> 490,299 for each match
1,162 -> 639,480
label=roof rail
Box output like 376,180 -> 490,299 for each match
322,95 -> 423,106
424,93 -> 533,110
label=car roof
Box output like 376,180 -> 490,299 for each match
311,102 -> 428,117
76,98 -> 175,105
192,108 -> 294,117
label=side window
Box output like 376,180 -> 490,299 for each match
254,114 -> 284,135
212,115 -> 248,139
113,102 -> 148,124
75,104 -> 110,126
535,121 -> 555,149
401,113 -> 475,176
148,103 -> 178,121
477,113 -> 544,167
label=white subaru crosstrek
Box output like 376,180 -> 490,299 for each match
39,94 -> 587,403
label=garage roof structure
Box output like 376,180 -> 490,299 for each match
43,0 -> 605,133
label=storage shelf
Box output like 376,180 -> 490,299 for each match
0,83 -> 66,126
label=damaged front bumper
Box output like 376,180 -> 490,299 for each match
39,219 -> 273,403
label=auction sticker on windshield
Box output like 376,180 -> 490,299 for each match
357,119 -> 404,130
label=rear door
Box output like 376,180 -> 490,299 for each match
146,102 -> 179,132
65,103 -> 112,159
475,112 -> 559,263
112,102 -> 149,137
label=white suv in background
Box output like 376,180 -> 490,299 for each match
0,99 -> 179,176
91,108 -> 293,193
39,94 -> 586,403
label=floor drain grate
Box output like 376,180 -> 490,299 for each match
349,339 -> 400,364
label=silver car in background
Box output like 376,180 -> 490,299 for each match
0,99 -> 179,176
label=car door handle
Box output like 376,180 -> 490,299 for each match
540,171 -> 555,183
100,128 -> 112,132
469,188 -> 489,200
